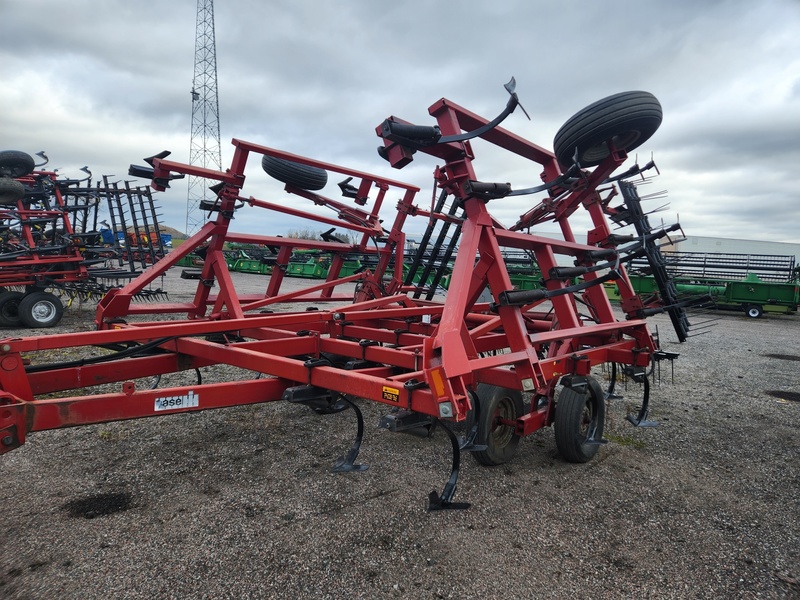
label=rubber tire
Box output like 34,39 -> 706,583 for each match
745,304 -> 763,319
19,291 -> 64,328
553,91 -> 662,170
0,150 -> 35,178
466,383 -> 524,466
554,377 -> 605,463
0,291 -> 25,327
262,155 -> 328,191
0,178 -> 25,205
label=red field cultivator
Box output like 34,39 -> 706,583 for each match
0,153 -> 168,328
0,82 -> 692,508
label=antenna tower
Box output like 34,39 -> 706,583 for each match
186,0 -> 221,236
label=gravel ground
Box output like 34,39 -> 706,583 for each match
1,268 -> 798,599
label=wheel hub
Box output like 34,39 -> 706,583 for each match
31,302 -> 56,322
491,398 -> 516,446
580,400 -> 595,438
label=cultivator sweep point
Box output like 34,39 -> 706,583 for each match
1,83 -> 697,507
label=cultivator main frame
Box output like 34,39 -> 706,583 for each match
0,84 -> 688,507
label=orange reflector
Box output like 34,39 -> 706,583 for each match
430,368 -> 446,398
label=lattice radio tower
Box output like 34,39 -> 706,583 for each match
186,0 -> 222,236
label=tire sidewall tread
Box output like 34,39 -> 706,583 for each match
554,378 -> 605,463
0,178 -> 26,204
0,291 -> 25,326
467,383 -> 524,466
553,91 -> 662,169
18,291 -> 64,328
0,150 -> 36,179
261,155 -> 328,191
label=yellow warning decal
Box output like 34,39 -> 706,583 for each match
382,386 -> 400,403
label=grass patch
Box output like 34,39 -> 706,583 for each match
606,433 -> 646,449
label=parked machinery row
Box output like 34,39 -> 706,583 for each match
0,151 -> 168,328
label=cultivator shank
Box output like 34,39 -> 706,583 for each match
1,84 -> 691,507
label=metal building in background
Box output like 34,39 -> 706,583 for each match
186,0 -> 222,236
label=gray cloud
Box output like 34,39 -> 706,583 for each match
2,0 -> 798,244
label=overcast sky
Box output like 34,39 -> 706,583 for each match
2,0 -> 799,245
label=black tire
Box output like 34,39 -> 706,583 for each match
262,155 -> 328,191
466,383 -> 524,466
19,291 -> 64,328
745,304 -> 763,319
0,291 -> 25,327
553,91 -> 662,170
0,178 -> 25,205
554,377 -> 605,463
0,150 -> 35,178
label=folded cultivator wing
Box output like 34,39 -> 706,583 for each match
0,83 -> 693,508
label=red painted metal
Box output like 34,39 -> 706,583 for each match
0,89 -> 661,466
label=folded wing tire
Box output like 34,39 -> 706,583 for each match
261,155 -> 328,191
0,178 -> 25,205
0,291 -> 25,326
0,150 -> 36,178
553,91 -> 662,170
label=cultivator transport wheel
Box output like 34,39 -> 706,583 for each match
553,91 -> 662,169
0,178 -> 26,204
0,291 -> 24,326
261,155 -> 328,191
554,377 -> 606,463
18,291 -> 64,328
745,304 -> 763,319
0,150 -> 35,178
467,383 -> 524,466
